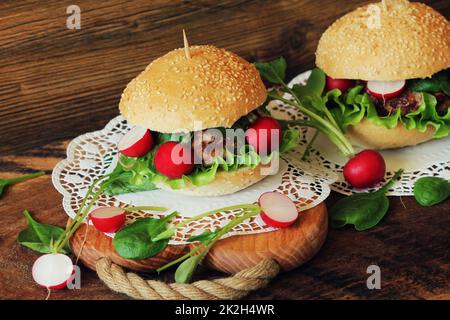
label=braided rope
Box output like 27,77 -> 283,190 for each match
96,258 -> 280,300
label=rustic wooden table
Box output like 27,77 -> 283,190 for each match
0,0 -> 449,300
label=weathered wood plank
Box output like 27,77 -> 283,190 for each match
3,0 -> 447,154
0,159 -> 448,299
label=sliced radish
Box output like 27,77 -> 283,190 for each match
367,80 -> 405,100
90,207 -> 126,233
118,126 -> 153,157
258,192 -> 298,228
32,254 -> 74,290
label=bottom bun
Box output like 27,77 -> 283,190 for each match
156,165 -> 267,196
346,119 -> 435,150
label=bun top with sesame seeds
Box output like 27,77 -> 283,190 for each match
119,45 -> 267,133
315,0 -> 450,81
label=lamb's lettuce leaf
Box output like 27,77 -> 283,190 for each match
292,68 -> 325,99
254,57 -> 287,84
408,70 -> 450,95
280,128 -> 300,153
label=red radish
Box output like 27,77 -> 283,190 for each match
258,192 -> 298,228
245,117 -> 282,154
118,127 -> 153,157
90,207 -> 126,233
326,76 -> 355,92
154,141 -> 194,179
367,80 -> 405,100
343,149 -> 386,188
32,253 -> 74,290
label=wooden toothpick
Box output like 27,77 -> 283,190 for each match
381,0 -> 388,11
183,29 -> 191,59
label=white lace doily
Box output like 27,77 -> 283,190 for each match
52,111 -> 334,245
284,71 -> 450,196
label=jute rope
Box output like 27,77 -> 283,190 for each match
96,257 -> 280,300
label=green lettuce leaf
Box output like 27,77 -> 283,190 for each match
104,127 -> 299,195
325,86 -> 450,139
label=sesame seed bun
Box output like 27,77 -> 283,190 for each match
119,45 -> 267,133
155,165 -> 266,196
346,118 -> 435,149
316,0 -> 450,81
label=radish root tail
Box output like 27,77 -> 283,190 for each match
45,288 -> 51,301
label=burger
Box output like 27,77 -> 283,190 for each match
315,0 -> 449,149
105,45 -> 299,196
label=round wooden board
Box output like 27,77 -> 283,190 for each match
70,202 -> 327,274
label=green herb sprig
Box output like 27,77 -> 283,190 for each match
51,175 -> 112,253
17,210 -> 70,254
18,169 -> 169,255
254,58 -> 355,158
155,205 -> 262,283
151,204 -> 261,242
17,174 -> 112,254
1,171 -> 45,198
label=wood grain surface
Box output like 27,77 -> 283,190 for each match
69,219 -> 190,273
1,142 -> 449,300
0,0 -> 449,300
2,0 -> 449,155
69,202 -> 327,273
205,203 -> 328,273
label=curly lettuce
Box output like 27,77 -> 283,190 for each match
325,85 -> 450,139
104,128 -> 299,195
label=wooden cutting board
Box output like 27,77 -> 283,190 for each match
70,202 -> 327,274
